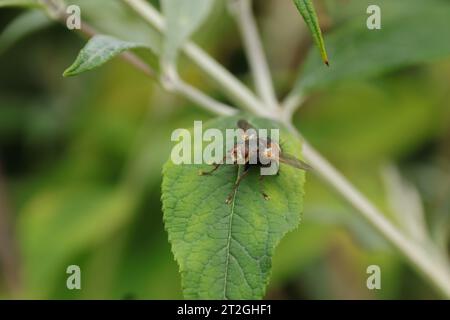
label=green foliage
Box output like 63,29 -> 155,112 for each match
162,115 -> 306,299
296,0 -> 450,92
0,0 -> 40,8
63,35 -> 153,77
19,186 -> 138,297
161,0 -> 215,66
299,78 -> 441,163
0,10 -> 51,54
292,0 -> 328,65
1,0 -> 449,300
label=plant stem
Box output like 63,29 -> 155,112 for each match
164,71 -> 237,116
122,0 -> 271,117
281,91 -> 306,121
42,2 -> 236,117
230,0 -> 279,111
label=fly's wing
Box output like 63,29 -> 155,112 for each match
279,152 -> 312,170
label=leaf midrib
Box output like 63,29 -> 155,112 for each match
222,165 -> 242,300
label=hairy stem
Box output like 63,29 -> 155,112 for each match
281,91 -> 306,121
161,67 -> 237,116
123,0 -> 271,117
229,0 -> 279,111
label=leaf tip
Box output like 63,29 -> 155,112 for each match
62,67 -> 75,77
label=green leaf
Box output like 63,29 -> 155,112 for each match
63,35 -> 152,77
162,115 -> 306,299
0,0 -> 40,8
292,0 -> 329,65
0,10 -> 52,55
161,0 -> 215,66
295,0 -> 450,93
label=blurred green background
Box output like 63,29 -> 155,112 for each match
0,0 -> 449,299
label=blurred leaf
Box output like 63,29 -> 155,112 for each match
302,168 -> 393,253
0,0 -> 40,8
298,78 -> 440,163
161,0 -> 215,66
297,230 -> 403,299
296,0 -> 450,92
410,165 -> 450,251
110,225 -> 183,299
292,0 -> 328,65
19,185 -> 138,297
0,10 -> 51,55
63,35 -> 154,77
162,115 -> 306,299
382,165 -> 428,244
269,223 -> 329,286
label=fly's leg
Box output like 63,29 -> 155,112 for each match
259,175 -> 270,200
198,155 -> 228,176
198,163 -> 222,176
225,165 -> 250,204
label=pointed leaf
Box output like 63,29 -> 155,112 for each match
63,35 -> 153,77
162,115 -> 306,299
295,0 -> 450,93
292,0 -> 329,65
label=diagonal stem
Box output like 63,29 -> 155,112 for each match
229,0 -> 279,111
281,91 -> 306,121
43,1 -> 236,117
162,68 -> 237,116
122,0 -> 271,117
286,123 -> 450,298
